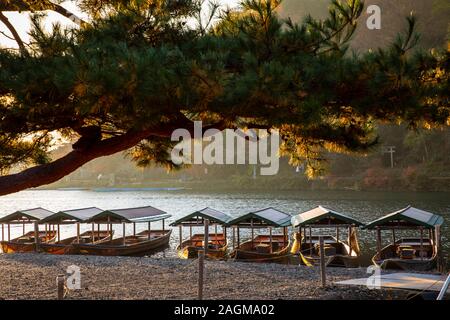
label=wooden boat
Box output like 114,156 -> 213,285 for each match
230,234 -> 291,263
72,229 -> 171,256
39,230 -> 114,255
0,231 -> 57,253
296,234 -> 359,268
364,206 -> 444,271
372,237 -> 438,271
170,207 -> 233,260
177,233 -> 227,259
226,208 -> 292,263
291,206 -> 363,268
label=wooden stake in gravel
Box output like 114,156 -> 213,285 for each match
57,274 -> 65,300
198,250 -> 205,300
319,236 -> 326,287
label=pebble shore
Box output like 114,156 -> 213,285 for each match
0,253 -> 406,300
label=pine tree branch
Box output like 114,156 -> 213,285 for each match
48,1 -> 88,27
0,1 -> 88,27
0,12 -> 27,55
0,128 -> 153,196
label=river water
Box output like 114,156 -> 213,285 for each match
0,189 -> 449,264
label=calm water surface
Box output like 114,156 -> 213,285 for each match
0,189 -> 449,263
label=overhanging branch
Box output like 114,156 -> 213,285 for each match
0,129 -> 152,196
0,11 -> 27,55
0,1 -> 88,27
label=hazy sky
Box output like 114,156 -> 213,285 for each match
0,0 -> 240,48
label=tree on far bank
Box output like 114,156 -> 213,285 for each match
0,0 -> 448,196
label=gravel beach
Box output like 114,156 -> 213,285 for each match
0,253 -> 408,300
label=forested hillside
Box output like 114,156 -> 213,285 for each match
280,0 -> 449,50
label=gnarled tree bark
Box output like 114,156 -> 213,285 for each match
0,129 -> 152,196
0,118 -> 229,196
0,0 -> 87,26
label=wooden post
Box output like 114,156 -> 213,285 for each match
392,229 -> 396,245
336,227 -> 339,242
148,221 -> 151,240
348,226 -> 352,255
34,222 -> 40,252
133,222 -> 136,236
179,225 -> 183,247
122,222 -> 126,246
319,236 -> 326,287
91,223 -> 95,242
198,250 -> 205,300
22,222 -> 25,235
435,225 -> 442,272
162,219 -> 165,231
107,216 -> 111,237
285,227 -> 288,246
269,227 -> 273,253
376,227 -> 382,258
237,227 -> 240,247
250,219 -> 254,250
204,219 -> 209,256
1,224 -> 4,241
232,227 -> 236,249
97,223 -> 100,239
420,226 -> 424,260
309,226 -> 312,255
57,224 -> 60,242
56,274 -> 65,300
214,224 -> 218,237
76,223 -> 80,244
189,225 -> 192,239
299,227 -> 302,245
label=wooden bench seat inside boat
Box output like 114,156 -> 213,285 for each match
398,247 -> 415,259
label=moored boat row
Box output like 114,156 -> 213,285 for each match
0,206 -> 172,256
0,204 -> 445,271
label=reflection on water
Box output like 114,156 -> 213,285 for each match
0,189 -> 449,263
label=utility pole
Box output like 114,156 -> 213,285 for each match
383,146 -> 396,168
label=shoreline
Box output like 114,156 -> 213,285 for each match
0,253 -> 408,300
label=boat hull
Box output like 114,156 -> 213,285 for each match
372,238 -> 437,271
377,258 -> 436,271
0,231 -> 57,253
230,235 -> 291,263
39,231 -> 113,255
72,230 -> 171,256
177,233 -> 227,260
296,235 -> 360,268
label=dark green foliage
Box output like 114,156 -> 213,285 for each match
0,0 -> 448,187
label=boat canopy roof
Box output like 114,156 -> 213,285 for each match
291,206 -> 363,228
363,206 -> 444,229
225,207 -> 292,228
85,206 -> 171,223
0,207 -> 55,224
170,207 -> 232,226
39,207 -> 104,224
